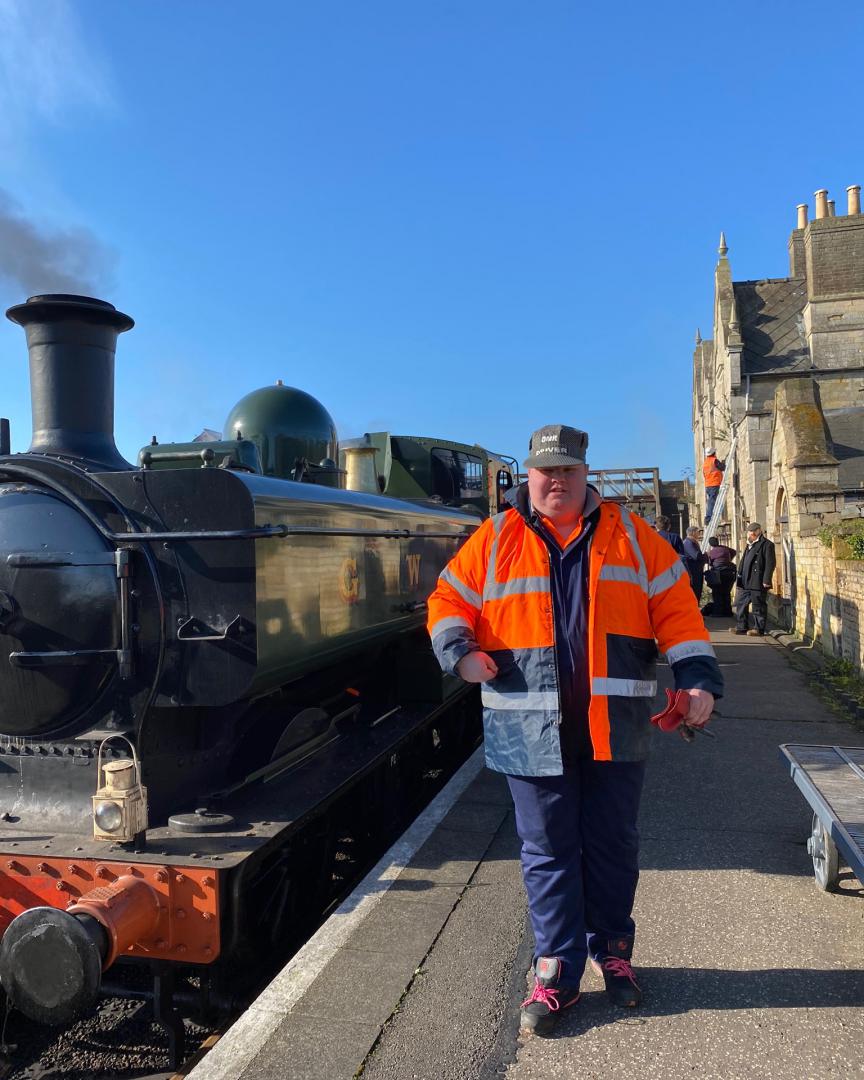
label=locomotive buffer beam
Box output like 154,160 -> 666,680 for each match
0,873 -> 162,1026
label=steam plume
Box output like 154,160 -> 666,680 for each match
0,190 -> 115,296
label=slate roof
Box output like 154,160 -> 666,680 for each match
824,407 -> 864,493
733,278 -> 810,375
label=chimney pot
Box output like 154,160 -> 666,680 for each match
5,294 -> 134,469
796,204 -> 808,229
848,185 -> 862,215
814,189 -> 829,219
828,200 -> 836,217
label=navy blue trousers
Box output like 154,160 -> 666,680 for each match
507,760 -> 646,989
705,485 -> 721,524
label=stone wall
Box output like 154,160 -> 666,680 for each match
836,556 -> 864,670
769,531 -> 864,671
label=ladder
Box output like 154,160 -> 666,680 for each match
700,433 -> 738,551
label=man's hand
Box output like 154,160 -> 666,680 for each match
456,651 -> 499,683
685,689 -> 714,728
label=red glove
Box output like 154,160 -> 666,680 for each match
650,688 -> 692,732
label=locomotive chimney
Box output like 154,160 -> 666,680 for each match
5,294 -> 134,470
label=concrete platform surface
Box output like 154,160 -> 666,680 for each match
193,624 -> 864,1080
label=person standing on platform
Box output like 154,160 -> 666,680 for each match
682,526 -> 707,603
733,523 -> 776,636
427,424 -> 723,1035
705,535 -> 736,617
702,448 -> 725,525
654,515 -> 686,558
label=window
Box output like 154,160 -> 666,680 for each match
431,448 -> 483,503
496,468 -> 513,511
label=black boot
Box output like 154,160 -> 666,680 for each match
590,937 -> 642,1008
520,956 -> 581,1035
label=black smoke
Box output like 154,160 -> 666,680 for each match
0,190 -> 115,297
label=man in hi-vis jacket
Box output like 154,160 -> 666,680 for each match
427,424 -> 723,1035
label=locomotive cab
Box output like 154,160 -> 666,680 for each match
340,433 -> 518,518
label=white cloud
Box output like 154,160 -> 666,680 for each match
0,0 -> 115,123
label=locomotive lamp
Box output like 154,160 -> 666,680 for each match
93,738 -> 148,844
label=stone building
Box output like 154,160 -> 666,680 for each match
692,185 -> 864,662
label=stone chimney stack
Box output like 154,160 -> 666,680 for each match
790,203 -> 808,277
802,181 -> 864,368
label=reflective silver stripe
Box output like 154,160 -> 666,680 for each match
438,566 -> 481,609
616,507 -> 649,592
430,615 -> 472,638
648,560 -> 687,597
482,511 -> 549,600
483,512 -> 504,597
485,576 -> 550,599
481,688 -> 560,711
665,639 -> 717,664
592,677 -> 657,697
598,564 -> 646,591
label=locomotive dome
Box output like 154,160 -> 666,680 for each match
224,382 -> 339,481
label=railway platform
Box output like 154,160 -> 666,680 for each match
189,623 -> 864,1080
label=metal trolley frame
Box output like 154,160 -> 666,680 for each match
781,743 -> 864,891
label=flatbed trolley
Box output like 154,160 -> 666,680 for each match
781,744 -> 864,892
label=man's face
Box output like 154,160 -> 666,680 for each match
747,527 -> 762,543
527,465 -> 588,521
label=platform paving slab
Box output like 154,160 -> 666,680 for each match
359,815 -> 526,1080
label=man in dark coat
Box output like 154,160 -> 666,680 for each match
733,523 -> 776,636
682,526 -> 707,603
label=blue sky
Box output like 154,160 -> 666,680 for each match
0,0 -> 862,480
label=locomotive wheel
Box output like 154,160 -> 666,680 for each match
807,812 -> 840,891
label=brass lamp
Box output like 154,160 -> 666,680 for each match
93,737 -> 148,843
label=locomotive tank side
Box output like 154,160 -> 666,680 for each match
239,475 -> 473,697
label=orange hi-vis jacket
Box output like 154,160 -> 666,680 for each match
427,491 -> 719,775
702,455 -> 723,488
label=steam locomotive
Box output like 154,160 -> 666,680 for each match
0,294 -> 504,1056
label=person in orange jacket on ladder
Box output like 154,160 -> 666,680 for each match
428,424 -> 723,1035
702,448 -> 725,525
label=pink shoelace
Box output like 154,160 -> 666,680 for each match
521,981 -> 561,1011
601,956 -> 639,987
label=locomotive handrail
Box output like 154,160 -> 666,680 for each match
5,523 -> 471,546
91,524 -> 471,542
